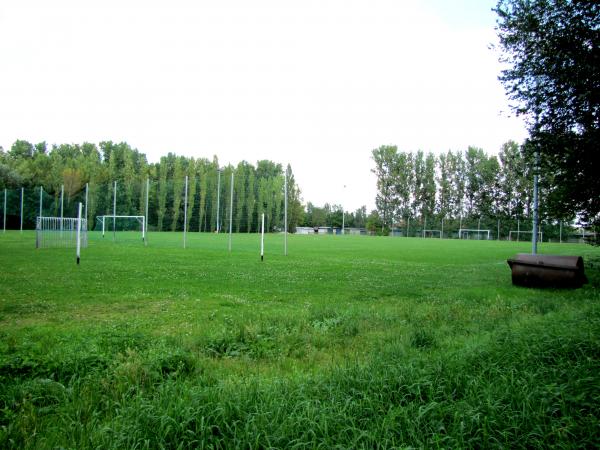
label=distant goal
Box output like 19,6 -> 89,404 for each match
459,228 -> 490,240
422,229 -> 442,238
508,230 -> 543,242
96,215 -> 146,242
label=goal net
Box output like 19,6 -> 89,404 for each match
96,215 -> 146,242
508,230 -> 543,242
459,228 -> 490,240
422,229 -> 442,238
36,216 -> 88,249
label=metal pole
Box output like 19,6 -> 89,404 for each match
184,175 -> 188,249
459,216 -> 462,239
497,219 -> 500,241
20,187 -> 24,233
60,184 -> 64,232
228,171 -> 233,252
284,169 -> 288,255
423,217 -> 426,238
216,169 -> 221,233
76,202 -> 82,265
85,183 -> 88,224
407,216 -> 410,237
341,183 -> 345,236
260,212 -> 265,261
3,189 -> 6,233
145,178 -> 149,244
559,219 -> 562,243
532,152 -> 539,255
441,218 -> 444,239
113,181 -> 117,242
39,186 -> 43,220
517,218 -> 520,242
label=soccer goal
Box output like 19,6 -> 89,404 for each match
459,228 -> 490,240
422,229 -> 442,238
36,216 -> 88,248
96,215 -> 146,242
508,230 -> 543,242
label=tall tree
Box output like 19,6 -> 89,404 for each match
235,162 -> 248,232
412,150 -> 425,218
437,151 -> 452,219
157,156 -> 169,231
495,0 -> 600,225
185,159 -> 197,233
393,151 -> 414,223
371,145 -> 397,230
421,152 -> 437,220
448,150 -> 466,219
197,160 -> 209,232
246,168 -> 256,232
285,164 -> 304,232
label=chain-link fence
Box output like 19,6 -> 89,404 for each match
389,215 -> 585,243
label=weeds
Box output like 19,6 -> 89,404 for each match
0,232 -> 598,448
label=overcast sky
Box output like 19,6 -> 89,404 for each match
0,0 -> 527,211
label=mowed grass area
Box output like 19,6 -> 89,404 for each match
1,231 -> 599,448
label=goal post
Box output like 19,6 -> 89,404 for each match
96,215 -> 145,242
458,228 -> 491,240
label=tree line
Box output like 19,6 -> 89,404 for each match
0,140 -> 303,233
370,141 -> 562,233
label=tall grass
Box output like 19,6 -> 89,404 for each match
1,231 -> 599,448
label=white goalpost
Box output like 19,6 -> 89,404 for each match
422,229 -> 442,238
459,228 -> 491,240
508,230 -> 543,242
96,215 -> 146,242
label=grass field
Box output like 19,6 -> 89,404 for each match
1,231 -> 599,448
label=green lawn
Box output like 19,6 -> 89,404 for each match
1,231 -> 599,448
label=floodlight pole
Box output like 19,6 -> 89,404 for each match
85,183 -> 88,224
144,178 -> 149,245
532,152 -> 539,255
228,171 -> 233,252
39,186 -> 43,220
76,202 -> 82,265
113,181 -> 117,242
559,219 -> 563,243
3,189 -> 6,233
60,184 -> 64,232
284,169 -> 288,255
260,212 -> 265,261
20,187 -> 24,233
184,175 -> 188,249
216,169 -> 221,233
459,216 -> 463,239
341,184 -> 345,236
